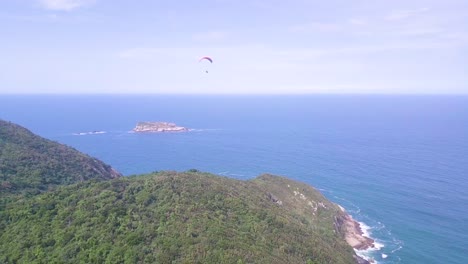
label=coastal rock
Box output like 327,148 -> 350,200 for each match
335,207 -> 375,251
133,122 -> 188,133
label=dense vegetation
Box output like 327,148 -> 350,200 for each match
0,171 -> 357,264
0,120 -> 360,263
0,119 -> 121,196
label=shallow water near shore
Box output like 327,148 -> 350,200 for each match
1,94 -> 467,263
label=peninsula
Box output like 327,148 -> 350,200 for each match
133,121 -> 188,132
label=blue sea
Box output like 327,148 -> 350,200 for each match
1,95 -> 467,263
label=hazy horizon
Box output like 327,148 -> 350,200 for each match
1,92 -> 468,96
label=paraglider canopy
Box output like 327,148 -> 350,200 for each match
199,56 -> 213,63
199,56 -> 213,73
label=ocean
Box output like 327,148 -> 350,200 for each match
1,94 -> 467,263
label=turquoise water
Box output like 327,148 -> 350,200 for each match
1,95 -> 467,263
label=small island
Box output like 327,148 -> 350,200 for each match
133,122 -> 189,132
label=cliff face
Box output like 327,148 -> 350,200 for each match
0,119 -> 121,195
133,122 -> 188,132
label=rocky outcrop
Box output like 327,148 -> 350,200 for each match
133,122 -> 188,132
334,207 -> 375,251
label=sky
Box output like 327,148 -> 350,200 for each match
0,0 -> 467,94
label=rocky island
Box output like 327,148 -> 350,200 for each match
133,122 -> 188,132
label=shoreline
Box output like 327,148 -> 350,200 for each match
343,213 -> 376,251
338,205 -> 375,251
338,206 -> 377,263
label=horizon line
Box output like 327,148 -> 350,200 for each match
1,92 -> 468,96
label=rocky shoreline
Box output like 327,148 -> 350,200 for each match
336,206 -> 376,264
133,122 -> 188,133
342,213 -> 375,251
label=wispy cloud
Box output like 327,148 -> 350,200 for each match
117,40 -> 449,66
288,4 -> 466,50
0,13 -> 59,22
289,22 -> 342,33
385,7 -> 430,21
192,31 -> 228,42
38,0 -> 96,11
117,48 -> 168,59
349,18 -> 367,25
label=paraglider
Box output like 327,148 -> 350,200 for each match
199,56 -> 213,73
199,56 -> 213,63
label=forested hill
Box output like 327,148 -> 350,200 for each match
0,119 -> 121,195
0,171 -> 359,264
0,120 -> 364,263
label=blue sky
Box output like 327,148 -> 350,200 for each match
0,0 -> 467,94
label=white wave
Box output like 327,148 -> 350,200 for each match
73,131 -> 106,136
351,219 -> 387,264
359,221 -> 372,238
382,253 -> 388,259
355,251 -> 378,264
391,244 -> 403,253
328,195 -> 401,263
358,222 -> 385,251
331,195 -> 362,214
374,221 -> 386,231
373,241 -> 385,251
189,128 -> 223,132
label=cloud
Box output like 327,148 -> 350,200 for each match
38,0 -> 96,11
192,31 -> 228,42
385,7 -> 430,21
349,18 -> 367,25
0,13 -> 59,22
289,22 -> 342,33
117,48 -> 168,59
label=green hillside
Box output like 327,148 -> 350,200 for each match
0,119 -> 121,195
0,171 -> 359,264
0,120 -> 365,263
